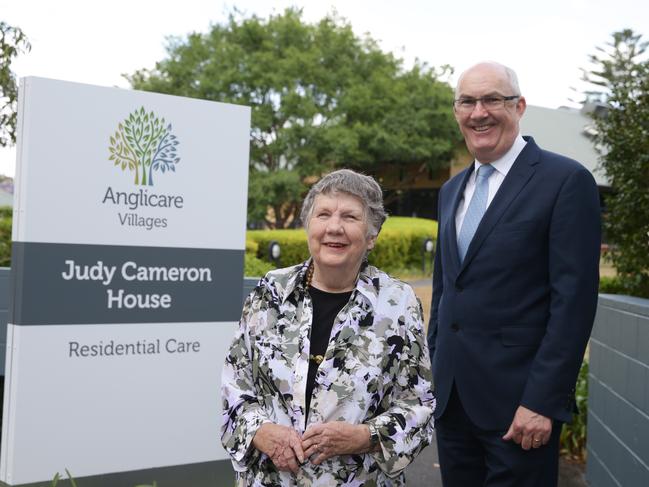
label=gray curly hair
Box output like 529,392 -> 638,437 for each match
300,169 -> 387,237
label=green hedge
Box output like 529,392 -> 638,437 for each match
0,207 -> 11,267
599,274 -> 648,296
244,254 -> 274,277
247,216 -> 438,273
247,229 -> 310,267
599,275 -> 625,294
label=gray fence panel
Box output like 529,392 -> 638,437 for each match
587,294 -> 649,487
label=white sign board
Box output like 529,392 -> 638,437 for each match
1,77 -> 250,485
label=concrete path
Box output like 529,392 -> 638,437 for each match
405,440 -> 443,486
402,434 -> 587,487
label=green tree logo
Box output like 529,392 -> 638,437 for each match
108,107 -> 180,185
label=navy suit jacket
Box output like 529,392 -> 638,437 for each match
428,136 -> 601,430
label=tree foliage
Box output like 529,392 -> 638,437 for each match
0,21 -> 30,148
247,169 -> 306,228
583,29 -> 649,297
128,8 -> 460,227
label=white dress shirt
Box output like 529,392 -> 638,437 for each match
455,135 -> 528,232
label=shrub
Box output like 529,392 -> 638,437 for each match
599,275 -> 627,294
245,239 -> 258,255
560,360 -> 589,461
247,229 -> 310,267
0,208 -> 11,267
377,217 -> 438,271
246,216 -> 438,273
244,254 -> 274,277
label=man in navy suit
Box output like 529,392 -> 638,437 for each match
428,62 -> 601,486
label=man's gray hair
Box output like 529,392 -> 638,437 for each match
502,64 -> 521,96
300,169 -> 387,237
455,61 -> 522,96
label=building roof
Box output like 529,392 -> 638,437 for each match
520,105 -> 609,187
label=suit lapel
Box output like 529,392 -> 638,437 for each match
446,166 -> 474,274
459,138 -> 541,273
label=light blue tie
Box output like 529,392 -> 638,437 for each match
457,164 -> 495,262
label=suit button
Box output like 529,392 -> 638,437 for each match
451,323 -> 460,332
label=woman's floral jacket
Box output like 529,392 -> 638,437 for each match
221,260 -> 436,486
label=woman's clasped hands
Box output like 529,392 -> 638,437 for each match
252,421 -> 373,473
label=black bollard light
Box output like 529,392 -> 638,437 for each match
268,240 -> 281,267
422,238 -> 435,274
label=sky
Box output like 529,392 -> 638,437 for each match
1,0 -> 647,177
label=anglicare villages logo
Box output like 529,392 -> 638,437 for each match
103,107 -> 184,231
108,107 -> 180,186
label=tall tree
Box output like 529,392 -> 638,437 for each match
583,29 -> 649,296
0,21 -> 30,147
128,8 -> 460,227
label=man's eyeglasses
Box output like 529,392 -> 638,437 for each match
453,95 -> 520,112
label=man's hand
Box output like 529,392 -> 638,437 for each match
502,405 -> 552,450
302,421 -> 371,465
252,423 -> 305,474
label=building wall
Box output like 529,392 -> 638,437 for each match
520,105 -> 608,187
587,294 -> 649,487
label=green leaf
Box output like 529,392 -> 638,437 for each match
65,469 -> 78,487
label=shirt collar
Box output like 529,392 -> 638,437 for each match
280,259 -> 312,303
355,263 -> 381,308
474,134 -> 527,177
280,259 -> 380,309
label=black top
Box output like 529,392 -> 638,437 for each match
305,285 -> 352,419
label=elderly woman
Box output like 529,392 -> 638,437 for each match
221,169 -> 435,486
